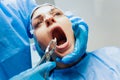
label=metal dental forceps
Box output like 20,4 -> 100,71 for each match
35,38 -> 57,67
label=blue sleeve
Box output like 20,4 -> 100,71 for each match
0,0 -> 37,79
0,0 -> 37,38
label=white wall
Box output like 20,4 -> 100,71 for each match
54,0 -> 120,51
35,0 -> 54,5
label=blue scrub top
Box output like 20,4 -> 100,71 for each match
0,0 -> 37,79
49,47 -> 120,80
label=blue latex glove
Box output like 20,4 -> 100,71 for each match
10,62 -> 56,80
56,12 -> 89,64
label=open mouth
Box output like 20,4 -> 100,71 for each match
52,27 -> 67,46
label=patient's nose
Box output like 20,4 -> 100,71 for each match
45,17 -> 56,27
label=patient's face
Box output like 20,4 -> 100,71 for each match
31,5 -> 74,58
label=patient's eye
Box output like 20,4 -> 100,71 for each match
54,12 -> 62,16
35,21 -> 42,28
51,8 -> 63,17
33,16 -> 44,29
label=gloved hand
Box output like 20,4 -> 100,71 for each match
56,12 -> 89,64
9,62 -> 56,80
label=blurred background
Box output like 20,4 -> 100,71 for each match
32,0 -> 120,66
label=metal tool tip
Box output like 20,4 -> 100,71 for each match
53,37 -> 57,42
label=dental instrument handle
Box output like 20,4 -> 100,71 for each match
35,38 -> 57,67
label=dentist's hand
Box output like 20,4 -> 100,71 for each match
10,62 -> 56,80
57,12 -> 89,64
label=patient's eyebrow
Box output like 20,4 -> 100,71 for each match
51,8 -> 57,12
34,15 -> 42,20
50,8 -> 58,14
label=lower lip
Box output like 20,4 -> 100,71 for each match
56,41 -> 70,53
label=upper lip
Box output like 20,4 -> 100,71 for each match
50,25 -> 62,35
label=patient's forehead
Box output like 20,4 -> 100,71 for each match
32,5 -> 57,19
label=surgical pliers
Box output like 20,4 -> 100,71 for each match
35,38 -> 57,67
